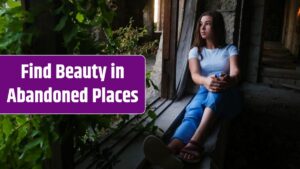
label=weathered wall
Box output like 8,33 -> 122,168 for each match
244,0 -> 265,82
283,0 -> 300,57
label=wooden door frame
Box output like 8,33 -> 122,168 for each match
161,0 -> 178,99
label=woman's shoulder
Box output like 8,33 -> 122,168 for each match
190,46 -> 199,52
188,46 -> 200,59
224,43 -> 238,56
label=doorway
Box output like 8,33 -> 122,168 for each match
260,0 -> 300,89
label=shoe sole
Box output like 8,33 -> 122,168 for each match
143,135 -> 184,169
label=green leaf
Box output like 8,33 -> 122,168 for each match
147,109 -> 157,119
32,165 -> 42,169
15,116 -> 27,126
23,138 -> 43,152
23,147 -> 43,163
150,79 -> 159,91
146,71 -> 151,78
0,9 -> 6,16
16,127 -> 28,144
146,78 -> 150,88
30,130 -> 40,138
2,118 -> 13,139
75,12 -> 84,23
6,0 -> 21,8
0,32 -> 22,50
54,4 -> 64,15
63,26 -> 77,44
54,15 -> 68,31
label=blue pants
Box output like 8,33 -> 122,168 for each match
172,86 -> 241,144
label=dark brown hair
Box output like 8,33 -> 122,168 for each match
192,11 -> 226,48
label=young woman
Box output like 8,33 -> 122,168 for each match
144,11 -> 241,168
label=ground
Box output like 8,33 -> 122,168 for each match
224,84 -> 300,169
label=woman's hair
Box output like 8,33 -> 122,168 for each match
192,11 -> 226,48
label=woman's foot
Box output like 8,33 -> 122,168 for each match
179,140 -> 204,163
167,139 -> 185,154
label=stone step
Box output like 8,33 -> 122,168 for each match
263,41 -> 287,50
262,49 -> 292,58
260,67 -> 300,80
262,56 -> 295,63
260,67 -> 300,87
261,57 -> 296,69
261,76 -> 300,88
280,83 -> 300,91
263,41 -> 292,59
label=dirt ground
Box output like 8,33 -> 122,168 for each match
224,84 -> 300,169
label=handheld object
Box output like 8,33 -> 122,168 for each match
215,72 -> 226,78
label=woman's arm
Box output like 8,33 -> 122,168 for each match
219,55 -> 240,88
189,58 -> 222,92
228,55 -> 240,86
189,58 -> 206,85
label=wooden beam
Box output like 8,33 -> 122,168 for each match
161,0 -> 178,99
175,0 -> 199,98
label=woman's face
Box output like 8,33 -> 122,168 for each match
199,15 -> 213,40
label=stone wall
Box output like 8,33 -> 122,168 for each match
203,0 -> 237,43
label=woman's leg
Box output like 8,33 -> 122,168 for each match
180,106 -> 218,160
168,87 -> 207,154
190,107 -> 217,143
179,88 -> 240,161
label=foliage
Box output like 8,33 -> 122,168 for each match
52,0 -> 116,54
0,115 -> 58,169
102,18 -> 159,57
0,114 -> 131,169
146,71 -> 159,91
0,0 -> 33,54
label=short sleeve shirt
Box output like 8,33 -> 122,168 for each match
188,44 -> 238,76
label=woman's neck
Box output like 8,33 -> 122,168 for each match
206,40 -> 215,49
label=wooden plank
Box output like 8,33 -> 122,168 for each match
175,0 -> 199,98
161,0 -> 178,99
168,0 -> 178,98
161,0 -> 172,98
74,98 -> 169,169
114,96 -> 194,169
96,99 -> 173,169
154,96 -> 193,132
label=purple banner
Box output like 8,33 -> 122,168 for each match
0,55 -> 145,114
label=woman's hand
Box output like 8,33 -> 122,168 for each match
204,74 -> 231,92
